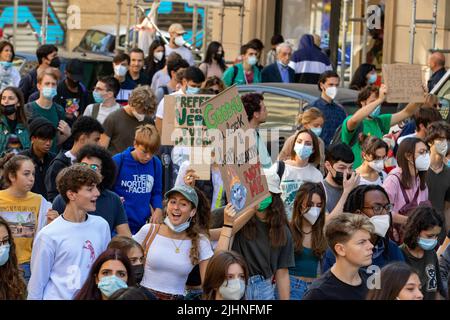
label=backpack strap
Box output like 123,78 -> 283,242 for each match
276,160 -> 285,180
231,65 -> 239,85
143,223 -> 161,261
91,103 -> 101,120
160,85 -> 169,96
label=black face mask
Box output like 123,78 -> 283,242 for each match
214,53 -> 223,61
1,104 -> 17,116
66,77 -> 79,87
132,264 -> 144,283
332,170 -> 352,186
49,57 -> 61,68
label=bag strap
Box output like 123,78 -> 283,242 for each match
276,160 -> 285,180
91,103 -> 101,120
143,223 -> 161,261
231,65 -> 239,85
393,174 -> 410,203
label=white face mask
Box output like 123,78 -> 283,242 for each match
368,159 -> 385,173
415,153 -> 431,171
132,110 -> 145,122
303,207 -> 321,225
434,139 -> 448,157
174,35 -> 185,47
325,86 -> 338,100
114,64 -> 127,77
369,215 -> 390,237
154,52 -> 164,62
219,278 -> 246,300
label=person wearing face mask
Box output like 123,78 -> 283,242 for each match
83,77 -> 121,125
27,166 -> 111,300
291,34 -> 332,85
0,216 -> 27,299
100,85 -> 155,155
133,185 -> 214,300
25,68 -> 71,154
288,182 -> 328,300
383,138 -> 431,244
144,39 -> 166,84
0,41 -> 20,91
154,57 -> 189,105
349,63 -> 378,91
19,44 -> 60,102
112,125 -> 163,232
199,41 -> 227,79
112,52 -> 130,84
202,250 -> 249,300
400,206 -> 447,300
356,136 -> 389,186
279,107 -> 326,174
425,121 -> 450,234
74,249 -> 135,300
310,71 -> 346,146
322,143 -> 360,221
230,171 -> 294,300
54,59 -> 90,123
367,262 -> 423,300
271,129 -> 323,220
165,23 -> 194,66
322,185 -> 405,274
222,43 -> 261,87
0,87 -> 31,155
261,42 -> 295,84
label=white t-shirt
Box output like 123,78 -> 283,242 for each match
359,172 -> 387,186
156,88 -> 184,119
27,214 -> 111,300
83,102 -> 121,124
397,133 -> 417,146
133,224 -> 213,295
275,162 -> 323,220
165,44 -> 195,66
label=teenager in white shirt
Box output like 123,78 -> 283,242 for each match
27,165 -> 111,300
84,77 -> 121,124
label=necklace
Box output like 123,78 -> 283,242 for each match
171,238 -> 184,254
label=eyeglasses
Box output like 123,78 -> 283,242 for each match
80,162 -> 101,172
363,203 -> 393,215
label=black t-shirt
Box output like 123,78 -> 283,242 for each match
54,80 -> 90,120
232,216 -> 295,279
303,269 -> 369,300
426,166 -> 450,215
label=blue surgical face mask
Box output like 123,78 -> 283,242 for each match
93,91 -> 105,104
447,159 -> 450,168
164,216 -> 192,233
42,87 -> 57,100
0,61 -> 13,68
247,56 -> 258,66
370,105 -> 381,118
186,86 -> 200,95
368,73 -> 377,84
0,244 -> 10,266
310,127 -> 322,137
294,143 -> 313,160
417,237 -> 438,251
97,275 -> 128,297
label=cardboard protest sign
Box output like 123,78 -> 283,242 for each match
161,95 -> 213,146
382,64 -> 424,103
202,86 -> 270,213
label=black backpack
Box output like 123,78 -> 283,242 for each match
329,117 -> 383,147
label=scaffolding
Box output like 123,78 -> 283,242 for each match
409,0 -> 438,64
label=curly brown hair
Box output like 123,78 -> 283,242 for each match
129,85 -> 156,116
56,165 -> 101,203
0,216 -> 27,300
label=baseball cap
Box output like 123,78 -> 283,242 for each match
65,59 -> 84,82
168,23 -> 186,35
164,185 -> 198,208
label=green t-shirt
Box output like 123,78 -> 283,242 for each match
341,114 -> 392,169
30,101 -> 65,153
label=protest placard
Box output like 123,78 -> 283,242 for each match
161,95 -> 213,146
202,86 -> 270,212
382,64 -> 424,103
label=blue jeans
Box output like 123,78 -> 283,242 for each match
289,276 -> 311,300
246,275 -> 275,300
20,262 -> 31,284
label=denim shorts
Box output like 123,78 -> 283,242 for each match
245,275 -> 275,300
20,262 -> 31,284
289,276 -> 312,300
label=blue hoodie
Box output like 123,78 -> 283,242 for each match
291,34 -> 332,84
112,147 -> 163,234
